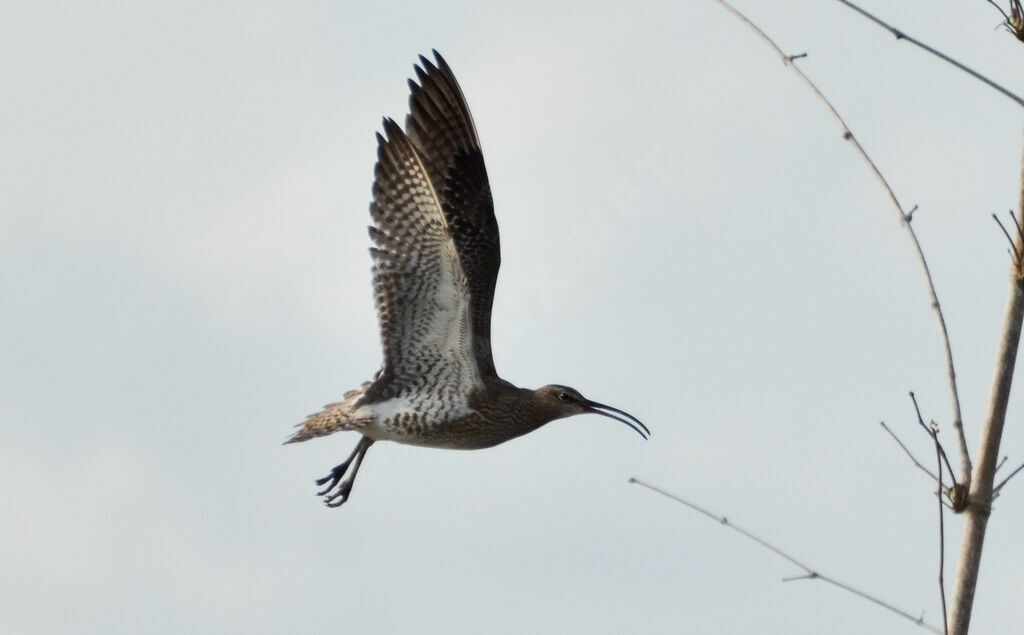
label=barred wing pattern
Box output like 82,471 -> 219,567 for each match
367,118 -> 481,401
405,51 -> 500,377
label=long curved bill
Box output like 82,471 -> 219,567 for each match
584,400 -> 650,440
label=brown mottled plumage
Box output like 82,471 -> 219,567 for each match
287,51 -> 647,508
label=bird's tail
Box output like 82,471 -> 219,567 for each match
284,389 -> 369,444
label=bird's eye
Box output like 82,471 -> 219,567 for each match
558,391 -> 570,401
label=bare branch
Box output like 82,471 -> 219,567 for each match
950,125 -> 1024,632
710,0 -> 971,494
709,3 -> 1024,631
835,0 -> 1024,107
629,478 -> 943,633
880,421 -> 940,483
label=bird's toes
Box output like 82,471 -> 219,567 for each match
315,462 -> 349,492
323,481 -> 353,507
315,474 -> 342,496
315,473 -> 334,487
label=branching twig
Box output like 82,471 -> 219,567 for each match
836,0 -> 1024,107
629,478 -> 943,634
711,0 -> 972,496
880,420 -> 940,483
909,392 -> 960,490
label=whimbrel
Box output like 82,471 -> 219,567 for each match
287,51 -> 648,507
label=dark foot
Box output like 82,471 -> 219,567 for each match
315,464 -> 347,495
322,477 -> 355,507
313,436 -> 373,508
315,461 -> 355,506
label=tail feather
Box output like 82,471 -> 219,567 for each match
284,388 -> 371,444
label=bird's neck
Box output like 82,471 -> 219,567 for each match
469,379 -> 556,439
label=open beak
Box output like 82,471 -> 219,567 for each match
584,400 -> 650,440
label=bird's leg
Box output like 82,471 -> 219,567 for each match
315,436 -> 375,507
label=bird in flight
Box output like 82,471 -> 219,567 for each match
287,51 -> 648,507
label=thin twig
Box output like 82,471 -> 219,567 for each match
880,421 -> 939,483
909,392 -> 959,490
836,0 -> 1024,107
711,0 -> 971,494
629,478 -> 942,634
993,213 -> 1021,261
987,0 -> 1013,25
993,461 -> 1024,497
931,420 -> 959,488
929,425 -> 949,634
1009,209 -> 1022,237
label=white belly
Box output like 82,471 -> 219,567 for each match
355,393 -> 475,445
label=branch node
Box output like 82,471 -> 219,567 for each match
949,483 -> 969,512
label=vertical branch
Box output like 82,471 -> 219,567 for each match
947,126 -> 1024,635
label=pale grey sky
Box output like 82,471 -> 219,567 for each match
4,1 -> 1024,633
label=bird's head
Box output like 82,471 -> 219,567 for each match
533,385 -> 649,439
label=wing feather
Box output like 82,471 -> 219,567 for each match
366,118 -> 480,400
404,51 -> 501,377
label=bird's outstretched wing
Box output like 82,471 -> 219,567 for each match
367,118 -> 481,400
405,50 -> 501,377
